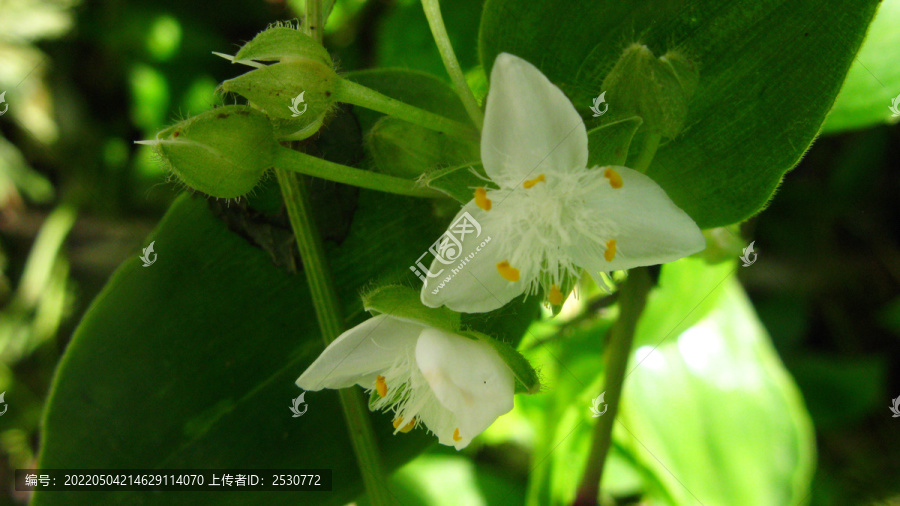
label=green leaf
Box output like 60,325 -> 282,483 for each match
620,278 -> 816,504
376,0 -> 484,76
35,187 -> 538,505
513,259 -> 814,504
362,284 -> 460,332
480,0 -> 880,227
822,0 -> 900,133
632,256 -> 735,349
362,453 -> 526,506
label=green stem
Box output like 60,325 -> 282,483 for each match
421,0 -> 484,131
574,268 -> 652,506
336,78 -> 478,141
274,147 -> 442,198
276,4 -> 393,505
276,169 -> 394,506
632,132 -> 661,173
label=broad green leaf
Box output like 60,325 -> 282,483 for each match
376,0 -> 484,76
822,0 -> 900,133
510,259 -> 814,504
31,195 -> 426,505
361,453 -> 526,506
33,188 -> 533,505
480,0 -> 880,227
620,278 -> 816,504
632,256 -> 735,349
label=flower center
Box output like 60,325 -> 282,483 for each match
486,167 -> 620,296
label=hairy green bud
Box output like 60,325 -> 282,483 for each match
216,25 -> 338,139
140,105 -> 276,198
220,59 -> 338,138
602,44 -> 699,138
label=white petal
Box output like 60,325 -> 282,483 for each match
415,327 -> 515,449
573,166 -> 705,274
419,200 -> 531,313
482,53 -> 588,187
295,315 -> 422,391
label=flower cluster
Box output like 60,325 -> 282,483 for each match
297,53 -> 703,449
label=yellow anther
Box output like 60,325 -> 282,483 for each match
393,417 -> 416,433
453,428 -> 462,442
496,260 -> 520,282
375,375 -> 387,397
474,187 -> 492,211
523,174 -> 546,188
604,239 -> 617,262
549,284 -> 564,305
604,168 -> 623,189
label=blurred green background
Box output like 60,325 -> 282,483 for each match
0,0 -> 898,504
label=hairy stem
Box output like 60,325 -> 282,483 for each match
574,268 -> 652,506
421,0 -> 484,131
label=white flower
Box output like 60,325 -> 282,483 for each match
420,53 -> 705,313
296,314 -> 515,450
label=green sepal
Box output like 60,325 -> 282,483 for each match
149,105 -> 275,198
361,284 -> 460,333
462,329 -> 541,395
234,25 -> 333,67
601,44 -> 699,138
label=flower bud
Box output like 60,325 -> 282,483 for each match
601,44 -> 699,138
141,105 -> 276,198
218,26 -> 338,139
220,59 -> 338,138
